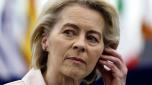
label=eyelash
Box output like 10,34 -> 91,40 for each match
87,35 -> 99,43
63,29 -> 99,43
63,29 -> 76,37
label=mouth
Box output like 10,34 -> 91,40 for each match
65,57 -> 86,65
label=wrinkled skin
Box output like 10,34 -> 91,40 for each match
42,4 -> 127,85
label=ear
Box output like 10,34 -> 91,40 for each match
41,33 -> 49,51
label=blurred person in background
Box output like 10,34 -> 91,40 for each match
5,0 -> 127,85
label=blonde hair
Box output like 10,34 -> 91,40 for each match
31,0 -> 119,84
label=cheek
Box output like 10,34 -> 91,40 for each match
48,37 -> 72,63
87,46 -> 103,68
88,52 -> 100,66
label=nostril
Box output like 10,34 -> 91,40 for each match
73,46 -> 85,52
81,48 -> 85,52
73,46 -> 78,49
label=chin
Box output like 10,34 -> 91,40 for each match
61,64 -> 88,80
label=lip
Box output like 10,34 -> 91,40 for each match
66,57 -> 86,64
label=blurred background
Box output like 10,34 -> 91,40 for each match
0,0 -> 152,85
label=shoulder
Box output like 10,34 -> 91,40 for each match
22,68 -> 46,85
4,80 -> 25,85
4,68 -> 46,85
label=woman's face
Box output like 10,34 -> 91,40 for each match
43,4 -> 105,80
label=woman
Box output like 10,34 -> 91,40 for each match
5,0 -> 127,85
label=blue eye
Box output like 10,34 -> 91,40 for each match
87,35 -> 99,43
63,30 -> 76,37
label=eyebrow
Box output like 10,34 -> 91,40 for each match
88,30 -> 102,39
63,23 -> 102,38
63,23 -> 79,30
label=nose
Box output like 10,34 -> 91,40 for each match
72,36 -> 86,52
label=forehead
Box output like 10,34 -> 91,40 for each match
57,4 -> 105,33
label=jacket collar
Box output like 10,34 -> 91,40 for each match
22,68 -> 46,85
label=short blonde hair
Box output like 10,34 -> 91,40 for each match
31,0 -> 119,84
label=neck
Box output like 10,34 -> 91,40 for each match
43,67 -> 81,85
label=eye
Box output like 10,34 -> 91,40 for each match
63,29 -> 76,37
87,35 -> 99,44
